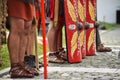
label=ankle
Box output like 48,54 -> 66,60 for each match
11,63 -> 19,68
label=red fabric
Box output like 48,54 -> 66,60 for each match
36,10 -> 41,19
7,0 -> 34,21
34,0 -> 41,19
50,0 -> 64,22
49,0 -> 55,20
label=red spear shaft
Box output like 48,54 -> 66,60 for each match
40,0 -> 47,79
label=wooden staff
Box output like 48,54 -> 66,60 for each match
34,23 -> 39,70
33,1 -> 39,70
33,18 -> 39,70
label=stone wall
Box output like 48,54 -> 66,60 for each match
0,0 -> 7,66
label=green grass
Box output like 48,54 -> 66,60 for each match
0,44 -> 10,70
99,21 -> 117,30
0,43 -> 47,70
62,27 -> 66,47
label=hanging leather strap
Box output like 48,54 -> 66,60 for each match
53,0 -> 59,27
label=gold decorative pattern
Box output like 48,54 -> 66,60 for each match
71,31 -> 78,58
89,0 -> 95,21
80,30 -> 84,46
78,0 -> 84,21
88,29 -> 94,51
67,0 -> 77,22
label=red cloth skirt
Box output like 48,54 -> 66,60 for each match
50,0 -> 64,22
7,0 -> 34,21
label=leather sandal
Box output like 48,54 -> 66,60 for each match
10,63 -> 34,78
58,48 -> 67,61
48,52 -> 65,63
20,62 -> 39,76
97,44 -> 112,52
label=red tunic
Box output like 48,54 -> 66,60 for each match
7,0 -> 34,21
34,0 -> 41,19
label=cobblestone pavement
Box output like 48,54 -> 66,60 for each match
101,27 -> 120,46
1,27 -> 120,80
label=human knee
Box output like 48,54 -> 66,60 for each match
12,27 -> 29,36
9,17 -> 28,36
24,21 -> 33,35
9,27 -> 23,36
18,29 -> 29,36
29,28 -> 34,36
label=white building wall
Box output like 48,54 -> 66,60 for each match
97,0 -> 120,23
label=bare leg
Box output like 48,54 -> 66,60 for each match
47,21 -> 58,52
56,23 -> 67,60
8,17 -> 24,65
26,23 -> 35,56
57,22 -> 64,50
26,19 -> 40,56
19,20 -> 32,62
47,21 -> 65,63
24,19 -> 44,68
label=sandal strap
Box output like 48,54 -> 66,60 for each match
49,52 -> 65,63
10,63 -> 34,78
49,52 -> 62,59
20,62 -> 39,76
58,48 -> 67,61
